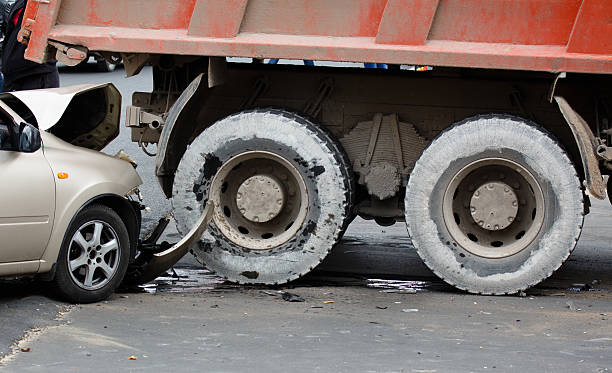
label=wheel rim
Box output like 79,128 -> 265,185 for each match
442,158 -> 545,258
210,151 -> 309,250
67,220 -> 121,290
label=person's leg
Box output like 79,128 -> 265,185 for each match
8,70 -> 60,91
42,69 -> 60,88
7,74 -> 44,91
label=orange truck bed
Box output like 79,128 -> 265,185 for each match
21,0 -> 612,74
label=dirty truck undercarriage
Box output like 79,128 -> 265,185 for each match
121,57 -> 612,294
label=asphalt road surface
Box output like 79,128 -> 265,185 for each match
0,64 -> 611,372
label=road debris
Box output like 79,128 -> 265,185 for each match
128,355 -> 138,360
402,308 -> 419,313
323,300 -> 335,304
19,348 -> 30,353
566,301 -> 581,312
281,292 -> 305,302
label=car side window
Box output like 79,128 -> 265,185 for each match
0,123 -> 10,150
0,114 -> 17,151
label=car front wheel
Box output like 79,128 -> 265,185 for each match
53,204 -> 130,303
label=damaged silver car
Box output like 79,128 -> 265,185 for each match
0,83 -> 214,303
0,83 -> 143,303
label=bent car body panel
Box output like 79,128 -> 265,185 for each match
36,132 -> 142,273
0,83 -> 121,151
134,200 -> 214,284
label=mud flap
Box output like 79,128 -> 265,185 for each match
554,96 -> 606,200
132,201 -> 214,284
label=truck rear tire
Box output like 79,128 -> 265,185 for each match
405,115 -> 584,295
173,109 -> 354,284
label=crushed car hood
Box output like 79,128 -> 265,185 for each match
0,83 -> 121,151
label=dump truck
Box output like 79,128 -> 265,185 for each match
19,0 -> 612,294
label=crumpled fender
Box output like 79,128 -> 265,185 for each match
132,200 -> 214,284
155,73 -> 208,198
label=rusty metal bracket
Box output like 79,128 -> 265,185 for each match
548,72 -> 566,103
596,144 -> 612,161
121,53 -> 150,77
48,41 -> 87,66
208,56 -> 228,88
554,96 -> 606,199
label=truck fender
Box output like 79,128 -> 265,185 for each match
155,73 -> 208,198
554,95 -> 606,200
155,58 -> 228,197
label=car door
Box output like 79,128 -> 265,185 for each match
0,108 -> 55,262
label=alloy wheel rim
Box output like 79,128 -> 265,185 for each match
67,220 -> 121,290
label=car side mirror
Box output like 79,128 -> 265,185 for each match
18,123 -> 42,153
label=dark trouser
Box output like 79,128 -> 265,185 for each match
4,69 -> 60,91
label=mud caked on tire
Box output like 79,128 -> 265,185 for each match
405,115 -> 584,295
173,109 -> 354,284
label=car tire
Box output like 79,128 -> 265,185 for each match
173,108 -> 354,284
405,114 -> 584,295
53,204 -> 131,303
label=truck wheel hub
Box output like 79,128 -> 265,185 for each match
236,175 -> 285,223
442,158 -> 545,259
209,151 -> 309,250
469,182 -> 518,231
